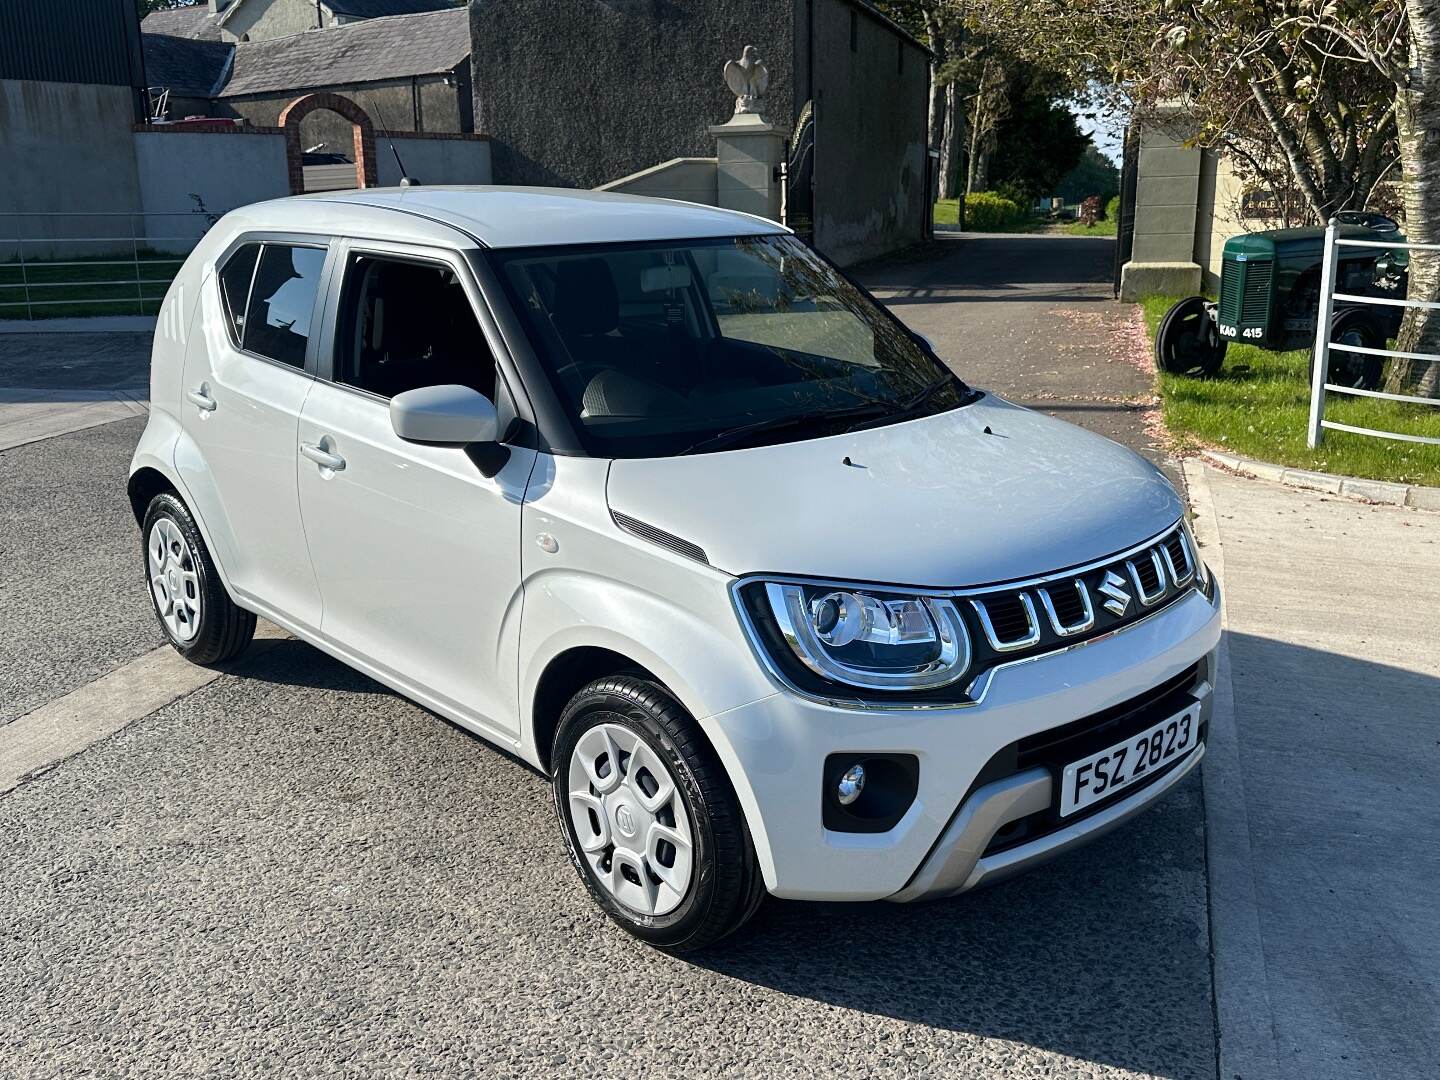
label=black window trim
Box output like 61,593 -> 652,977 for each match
213,231 -> 334,378
309,236 -> 537,447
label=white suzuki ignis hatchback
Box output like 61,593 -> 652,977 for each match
130,187 -> 1221,951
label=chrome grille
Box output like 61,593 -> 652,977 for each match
965,523 -> 1197,660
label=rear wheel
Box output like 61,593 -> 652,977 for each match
141,493 -> 255,665
552,675 -> 764,953
1155,296 -> 1227,377
1317,308 -> 1384,391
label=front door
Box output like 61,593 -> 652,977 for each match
295,244 -> 535,739
176,238 -> 329,629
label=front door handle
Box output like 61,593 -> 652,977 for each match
186,387 -> 216,412
300,441 -> 346,471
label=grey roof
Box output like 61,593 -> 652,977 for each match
219,8 -> 469,97
141,5 -> 223,42
325,0 -> 457,18
143,33 -> 232,96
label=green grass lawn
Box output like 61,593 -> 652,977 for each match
932,200 -> 1045,233
0,252 -> 181,319
1064,218 -> 1118,237
1142,295 -> 1440,487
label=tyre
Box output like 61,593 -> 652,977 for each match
141,492 -> 255,665
1317,308 -> 1384,391
552,675 -> 765,953
1155,296 -> 1227,377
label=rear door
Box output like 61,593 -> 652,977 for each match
176,236 -> 331,630
295,238 -> 536,739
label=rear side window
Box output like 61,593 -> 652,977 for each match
216,241 -> 326,369
217,243 -> 259,346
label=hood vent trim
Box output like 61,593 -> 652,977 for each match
611,510 -> 709,566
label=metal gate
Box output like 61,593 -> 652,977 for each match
1113,126 -> 1138,298
782,100 -> 816,244
1307,219 -> 1440,447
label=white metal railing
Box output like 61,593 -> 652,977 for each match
0,211 -> 214,320
1307,219 -> 1440,447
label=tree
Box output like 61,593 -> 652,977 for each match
135,0 -> 200,16
986,0 -> 1439,397
1056,146 -> 1121,206
874,1 -> 1090,201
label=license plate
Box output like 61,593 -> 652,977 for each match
1059,704 -> 1202,817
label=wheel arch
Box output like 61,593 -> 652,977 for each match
127,465 -> 178,526
530,645 -> 665,776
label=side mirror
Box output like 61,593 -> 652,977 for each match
915,332 -> 937,355
390,384 -> 498,445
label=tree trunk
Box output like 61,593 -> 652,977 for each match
1384,0 -> 1440,399
938,82 -> 962,201
967,104 -> 989,194
924,11 -> 946,151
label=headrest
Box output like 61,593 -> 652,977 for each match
554,258 -> 619,336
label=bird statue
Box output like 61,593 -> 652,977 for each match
723,46 -> 769,116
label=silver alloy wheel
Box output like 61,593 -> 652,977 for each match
566,721 -> 695,917
147,517 -> 201,642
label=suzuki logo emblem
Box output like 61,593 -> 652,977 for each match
1098,570 -> 1132,617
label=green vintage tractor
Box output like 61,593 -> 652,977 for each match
1154,211 -> 1408,389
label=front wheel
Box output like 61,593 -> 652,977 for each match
1155,296 -> 1227,376
141,492 -> 255,665
552,676 -> 765,953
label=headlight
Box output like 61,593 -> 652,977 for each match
762,582 -> 971,691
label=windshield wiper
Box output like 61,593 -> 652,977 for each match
677,400 -> 893,456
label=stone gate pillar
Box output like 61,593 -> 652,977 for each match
1119,103 -> 1205,301
710,46 -> 784,222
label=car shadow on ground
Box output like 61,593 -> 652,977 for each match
683,789 -> 1215,1080
228,635 -> 1215,1079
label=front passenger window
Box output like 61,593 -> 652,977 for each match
335,254 -> 497,401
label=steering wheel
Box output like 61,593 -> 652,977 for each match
1336,210 -> 1400,233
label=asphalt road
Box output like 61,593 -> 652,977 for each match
0,235 -> 1218,1079
857,233 -> 1174,484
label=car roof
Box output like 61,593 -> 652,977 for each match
235,186 -> 790,249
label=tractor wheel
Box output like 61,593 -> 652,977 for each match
1155,296 -> 1227,377
1316,308 -> 1384,392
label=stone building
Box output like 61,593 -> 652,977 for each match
141,0 -> 456,45
469,0 -> 932,265
141,4 -> 475,173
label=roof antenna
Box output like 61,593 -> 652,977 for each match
368,98 -> 419,187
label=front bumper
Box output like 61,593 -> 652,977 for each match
700,584 -> 1221,902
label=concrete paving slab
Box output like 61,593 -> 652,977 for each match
0,387 -> 148,451
1185,459 -> 1440,1080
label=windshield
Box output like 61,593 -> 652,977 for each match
489,234 -> 973,456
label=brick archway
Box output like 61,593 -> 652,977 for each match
279,92 -> 379,195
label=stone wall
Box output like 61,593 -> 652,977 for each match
807,0 -> 928,265
469,0 -> 793,188
221,71 -> 471,156
219,0 -> 328,43
0,79 -> 143,258
133,125 -> 291,248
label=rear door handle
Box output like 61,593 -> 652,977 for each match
300,441 -> 346,471
186,387 -> 216,412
